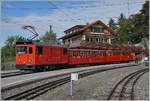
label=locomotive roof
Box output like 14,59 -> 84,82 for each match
16,41 -> 66,48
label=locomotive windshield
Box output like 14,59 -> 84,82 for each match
16,46 -> 27,54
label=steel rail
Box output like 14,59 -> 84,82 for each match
4,77 -> 70,100
119,70 -> 148,100
131,71 -> 148,100
2,64 -> 139,100
1,71 -> 35,78
107,68 -> 149,100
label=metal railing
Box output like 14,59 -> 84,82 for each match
1,62 -> 16,71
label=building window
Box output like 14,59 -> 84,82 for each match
86,38 -> 90,42
96,38 -> 99,42
103,38 -> 107,43
90,38 -> 93,42
100,38 -> 102,43
91,27 -> 103,33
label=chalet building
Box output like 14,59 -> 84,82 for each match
59,20 -> 116,47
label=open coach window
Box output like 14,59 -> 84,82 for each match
16,46 -> 27,54
64,48 -> 67,55
36,46 -> 43,55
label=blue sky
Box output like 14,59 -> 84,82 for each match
1,0 -> 145,46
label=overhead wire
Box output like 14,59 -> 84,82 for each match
2,0 -> 145,32
2,1 -> 144,22
2,1 -> 144,9
48,1 -> 80,23
2,0 -> 146,41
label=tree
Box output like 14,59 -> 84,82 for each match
137,1 -> 149,38
108,18 -> 118,30
113,1 -> 149,45
118,13 -> 125,25
5,35 -> 27,45
117,13 -> 129,44
108,18 -> 119,44
40,26 -> 57,44
2,35 -> 27,62
127,1 -> 149,44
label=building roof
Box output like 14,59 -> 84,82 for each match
59,20 -> 117,40
64,25 -> 85,33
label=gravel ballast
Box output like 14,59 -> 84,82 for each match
34,64 -> 149,100
1,63 -> 136,100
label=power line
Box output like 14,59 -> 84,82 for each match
2,18 -> 46,31
128,0 -> 130,16
2,1 -> 143,9
2,1 -> 145,30
48,1 -> 79,23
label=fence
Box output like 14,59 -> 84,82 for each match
1,62 -> 16,71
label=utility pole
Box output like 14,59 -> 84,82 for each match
127,0 -> 130,16
50,25 -> 52,33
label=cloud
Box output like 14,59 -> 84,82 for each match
5,4 -> 13,8
1,0 -> 144,46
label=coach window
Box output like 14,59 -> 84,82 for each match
36,46 -> 43,55
64,48 -> 67,55
28,47 -> 32,54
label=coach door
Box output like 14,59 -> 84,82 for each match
27,46 -> 34,64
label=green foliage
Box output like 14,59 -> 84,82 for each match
117,14 -> 129,44
111,1 -> 149,44
1,28 -> 58,62
40,30 -> 57,44
128,1 -> 149,43
1,45 -> 15,62
108,18 -> 118,30
1,1 -> 148,63
1,35 -> 27,62
108,18 -> 119,44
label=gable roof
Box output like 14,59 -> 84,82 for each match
59,20 -> 117,40
64,25 -> 85,33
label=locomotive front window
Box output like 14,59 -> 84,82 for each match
16,46 -> 27,54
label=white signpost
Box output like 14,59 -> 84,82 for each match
70,73 -> 78,96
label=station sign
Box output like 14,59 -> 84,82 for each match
71,73 -> 78,81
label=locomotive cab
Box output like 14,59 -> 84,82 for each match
16,42 -> 35,70
16,41 -> 69,71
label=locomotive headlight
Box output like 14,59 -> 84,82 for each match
28,59 -> 32,63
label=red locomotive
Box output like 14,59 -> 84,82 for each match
16,41 -> 144,71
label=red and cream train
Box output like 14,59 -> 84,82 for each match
16,41 -> 145,71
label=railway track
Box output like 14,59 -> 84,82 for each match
1,71 -> 35,78
107,68 -> 149,100
2,64 -> 139,100
4,76 -> 70,100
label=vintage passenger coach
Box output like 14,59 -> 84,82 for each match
16,41 -> 145,71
